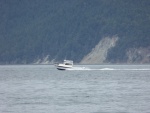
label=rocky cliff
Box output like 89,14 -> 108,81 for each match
80,37 -> 150,64
80,36 -> 118,64
126,47 -> 150,64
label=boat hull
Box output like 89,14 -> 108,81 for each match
56,66 -> 71,70
57,67 -> 66,70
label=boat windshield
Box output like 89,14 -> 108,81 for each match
65,63 -> 72,65
64,60 -> 73,65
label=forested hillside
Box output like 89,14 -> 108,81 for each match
0,0 -> 150,64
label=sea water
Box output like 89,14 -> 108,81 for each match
0,65 -> 150,113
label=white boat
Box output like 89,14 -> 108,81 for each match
55,60 -> 73,70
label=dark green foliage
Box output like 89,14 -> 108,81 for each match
0,0 -> 150,64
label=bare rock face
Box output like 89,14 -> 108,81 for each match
33,55 -> 51,64
126,47 -> 150,64
80,36 -> 118,64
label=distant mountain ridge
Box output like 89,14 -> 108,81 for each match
0,0 -> 150,64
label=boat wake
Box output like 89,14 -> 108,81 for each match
67,67 -> 150,71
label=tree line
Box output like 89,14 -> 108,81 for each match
0,0 -> 150,64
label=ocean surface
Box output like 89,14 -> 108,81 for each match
0,65 -> 150,113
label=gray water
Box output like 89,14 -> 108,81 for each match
0,65 -> 150,113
